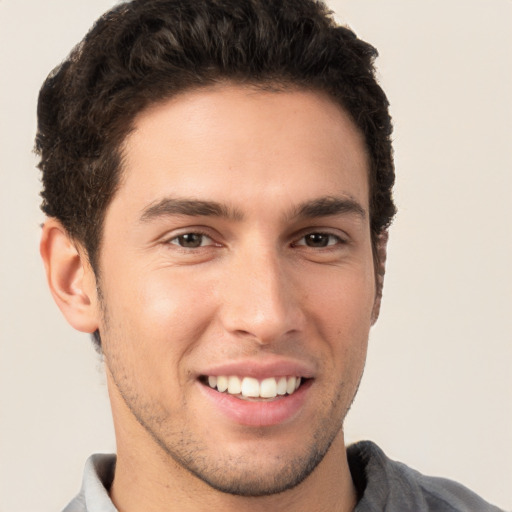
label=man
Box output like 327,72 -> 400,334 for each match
36,0 -> 504,511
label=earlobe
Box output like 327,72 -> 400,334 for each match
371,231 -> 388,325
40,219 -> 100,333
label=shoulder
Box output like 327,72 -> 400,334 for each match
347,441 -> 505,512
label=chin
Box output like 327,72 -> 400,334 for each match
183,447 -> 330,497
157,419 -> 342,497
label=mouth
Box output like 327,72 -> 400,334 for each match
196,359 -> 314,426
199,375 -> 307,401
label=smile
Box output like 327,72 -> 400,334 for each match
204,375 -> 303,400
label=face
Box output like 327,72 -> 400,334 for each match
97,84 -> 376,496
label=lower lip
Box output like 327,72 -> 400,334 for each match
199,380 -> 312,427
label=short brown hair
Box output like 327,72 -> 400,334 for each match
36,0 -> 396,274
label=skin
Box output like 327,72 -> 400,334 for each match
41,84 -> 383,512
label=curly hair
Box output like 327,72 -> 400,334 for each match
35,0 -> 396,274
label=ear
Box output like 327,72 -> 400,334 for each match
40,218 -> 100,333
371,231 -> 389,325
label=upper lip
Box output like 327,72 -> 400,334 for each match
196,357 -> 316,380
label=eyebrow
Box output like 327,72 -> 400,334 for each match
139,195 -> 366,224
290,196 -> 367,221
140,198 -> 244,222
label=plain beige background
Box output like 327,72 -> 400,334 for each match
0,1 -> 511,511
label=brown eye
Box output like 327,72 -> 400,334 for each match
305,233 -> 330,247
294,232 -> 344,248
171,233 -> 211,248
298,233 -> 341,248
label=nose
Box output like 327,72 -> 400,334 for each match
217,248 -> 304,345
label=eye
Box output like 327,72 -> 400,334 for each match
169,232 -> 214,248
294,232 -> 342,248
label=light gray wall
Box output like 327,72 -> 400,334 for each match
0,1 -> 510,510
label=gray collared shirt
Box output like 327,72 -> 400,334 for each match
62,442 -> 505,511
62,454 -> 116,512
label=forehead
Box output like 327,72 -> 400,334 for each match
114,84 -> 370,218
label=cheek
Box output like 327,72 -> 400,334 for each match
306,263 -> 376,328
101,268 -> 217,375
302,262 -> 374,373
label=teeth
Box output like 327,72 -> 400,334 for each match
217,376 -> 228,392
276,376 -> 287,395
241,377 -> 260,397
260,377 -> 277,398
227,376 -> 242,395
286,376 -> 297,394
206,375 -> 303,399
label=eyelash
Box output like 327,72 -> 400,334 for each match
292,232 -> 345,249
167,231 -> 216,249
166,230 -> 346,250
